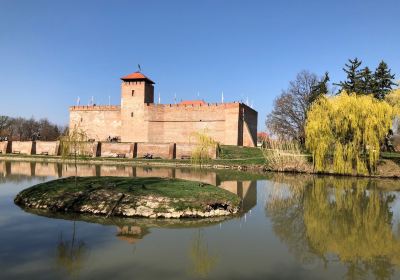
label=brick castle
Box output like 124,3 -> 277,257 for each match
69,71 -> 258,147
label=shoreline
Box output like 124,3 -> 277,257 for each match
0,154 -> 399,180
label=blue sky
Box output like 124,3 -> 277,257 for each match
1,0 -> 399,131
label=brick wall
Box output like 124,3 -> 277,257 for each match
146,103 -> 229,144
36,141 -> 60,156
99,142 -> 135,158
0,141 -> 10,154
69,106 -> 121,141
11,141 -> 35,155
241,104 -> 258,147
136,143 -> 174,159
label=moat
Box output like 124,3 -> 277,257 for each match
1,161 -> 400,279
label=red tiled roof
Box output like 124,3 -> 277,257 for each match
121,71 -> 154,84
178,100 -> 207,105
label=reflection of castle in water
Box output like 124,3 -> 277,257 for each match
1,161 -> 257,211
116,225 -> 149,244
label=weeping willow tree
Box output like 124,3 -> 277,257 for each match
59,125 -> 89,178
190,131 -> 219,166
305,93 -> 394,175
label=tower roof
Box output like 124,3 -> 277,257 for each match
121,71 -> 154,84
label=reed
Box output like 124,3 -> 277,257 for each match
262,139 -> 309,172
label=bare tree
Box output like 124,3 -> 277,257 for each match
1,115 -> 63,140
0,116 -> 10,136
266,71 -> 329,145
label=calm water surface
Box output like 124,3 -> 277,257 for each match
1,161 -> 400,280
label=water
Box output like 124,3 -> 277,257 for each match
1,161 -> 400,279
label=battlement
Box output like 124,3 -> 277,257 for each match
145,101 -> 257,114
69,105 -> 121,111
146,102 -> 241,109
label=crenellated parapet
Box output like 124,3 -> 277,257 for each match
145,101 -> 257,114
70,105 -> 121,111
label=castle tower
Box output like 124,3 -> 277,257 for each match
120,71 -> 155,142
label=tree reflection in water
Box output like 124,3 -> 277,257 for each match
266,175 -> 400,280
189,229 -> 219,278
56,221 -> 88,276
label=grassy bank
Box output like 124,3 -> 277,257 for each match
2,146 -> 399,178
0,145 -> 267,170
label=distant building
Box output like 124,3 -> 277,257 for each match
69,71 -> 257,146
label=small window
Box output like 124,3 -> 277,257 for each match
131,112 -> 134,117
80,117 -> 83,122
132,90 -> 135,96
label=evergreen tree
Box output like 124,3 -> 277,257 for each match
335,58 -> 363,93
373,61 -> 397,100
359,67 -> 375,95
309,72 -> 330,104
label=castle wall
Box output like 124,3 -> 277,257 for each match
35,141 -> 60,156
0,141 -> 10,154
11,141 -> 35,155
145,103 -> 241,145
99,142 -> 135,158
136,142 -> 174,159
241,104 -> 258,147
69,106 -> 121,141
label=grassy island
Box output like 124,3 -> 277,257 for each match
14,177 -> 241,219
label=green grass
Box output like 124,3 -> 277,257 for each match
215,145 -> 265,165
